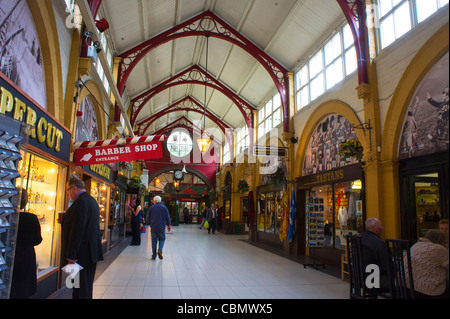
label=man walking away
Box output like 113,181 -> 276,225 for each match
148,196 -> 171,260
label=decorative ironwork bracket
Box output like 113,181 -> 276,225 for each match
352,119 -> 373,151
336,0 -> 369,85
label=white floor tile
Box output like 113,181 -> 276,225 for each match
92,224 -> 348,299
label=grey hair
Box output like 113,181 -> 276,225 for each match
365,218 -> 380,230
424,229 -> 446,245
153,195 -> 162,203
68,175 -> 86,190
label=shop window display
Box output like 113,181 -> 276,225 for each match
309,180 -> 363,249
89,180 -> 108,242
257,191 -> 283,234
413,173 -> 442,240
17,152 -> 66,274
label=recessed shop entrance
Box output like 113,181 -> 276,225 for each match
399,152 -> 449,243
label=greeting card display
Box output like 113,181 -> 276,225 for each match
0,115 -> 28,299
303,196 -> 326,270
306,197 -> 325,247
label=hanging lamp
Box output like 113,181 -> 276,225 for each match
196,34 -> 212,155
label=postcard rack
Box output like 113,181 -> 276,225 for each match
0,115 -> 27,299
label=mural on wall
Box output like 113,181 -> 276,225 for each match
75,96 -> 99,142
303,114 -> 359,176
0,0 -> 46,108
399,52 -> 449,160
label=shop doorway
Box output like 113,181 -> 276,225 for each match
403,173 -> 443,241
400,152 -> 449,242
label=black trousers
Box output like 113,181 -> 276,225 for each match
131,219 -> 141,245
208,218 -> 216,233
72,263 -> 97,299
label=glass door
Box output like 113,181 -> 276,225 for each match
412,173 -> 441,240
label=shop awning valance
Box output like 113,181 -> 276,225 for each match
73,135 -> 166,149
74,135 -> 167,166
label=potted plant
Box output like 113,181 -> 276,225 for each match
128,176 -> 142,189
237,179 -> 250,194
268,167 -> 285,184
338,139 -> 364,163
118,161 -> 132,172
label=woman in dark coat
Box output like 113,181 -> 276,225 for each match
128,198 -> 142,246
10,188 -> 42,299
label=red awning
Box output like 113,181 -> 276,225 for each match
73,135 -> 167,166
73,135 -> 166,149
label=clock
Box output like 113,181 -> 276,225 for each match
174,170 -> 184,180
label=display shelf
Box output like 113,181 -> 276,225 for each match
303,196 -> 326,269
0,115 -> 28,299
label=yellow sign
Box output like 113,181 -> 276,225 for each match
0,86 -> 64,152
89,164 -> 111,180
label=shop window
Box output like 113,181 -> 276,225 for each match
257,193 -> 266,232
17,151 -> 66,274
257,191 -> 283,235
89,180 -> 108,241
308,180 -> 363,250
412,173 -> 442,240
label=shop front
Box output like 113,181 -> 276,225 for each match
1,73 -> 71,298
83,164 -> 113,252
256,183 -> 285,248
110,172 -> 127,248
297,164 -> 365,267
396,51 -> 449,243
296,113 -> 365,268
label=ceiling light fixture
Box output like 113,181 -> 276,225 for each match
196,33 -> 212,155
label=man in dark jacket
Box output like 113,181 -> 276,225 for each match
206,204 -> 217,234
61,176 -> 103,299
359,218 -> 389,291
148,196 -> 171,260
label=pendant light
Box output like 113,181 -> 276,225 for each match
196,34 -> 212,155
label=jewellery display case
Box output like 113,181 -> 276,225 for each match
0,114 -> 29,299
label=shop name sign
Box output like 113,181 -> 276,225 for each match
298,164 -> 362,188
75,141 -> 163,166
0,76 -> 71,162
314,169 -> 344,184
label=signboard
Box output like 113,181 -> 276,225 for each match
253,146 -> 286,157
296,164 -> 363,189
84,164 -> 112,183
0,74 -> 71,162
75,141 -> 163,166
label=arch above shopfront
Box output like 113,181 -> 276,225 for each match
76,80 -> 107,140
381,23 -> 449,163
294,100 -> 365,178
28,0 -> 63,120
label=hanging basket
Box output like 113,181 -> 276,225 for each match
338,139 -> 364,163
237,179 -> 250,194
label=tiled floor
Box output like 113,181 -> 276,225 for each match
93,224 -> 349,299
